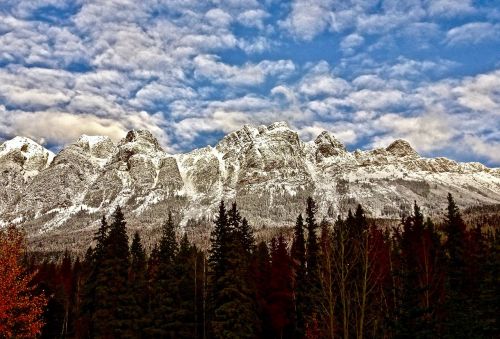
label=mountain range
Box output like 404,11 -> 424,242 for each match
1,121 -> 499,252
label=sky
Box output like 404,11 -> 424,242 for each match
0,0 -> 499,166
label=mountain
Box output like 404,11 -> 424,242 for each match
1,122 -> 500,252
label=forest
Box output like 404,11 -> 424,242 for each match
0,193 -> 498,338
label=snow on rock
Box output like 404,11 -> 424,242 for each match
0,136 -> 54,174
1,122 -> 500,250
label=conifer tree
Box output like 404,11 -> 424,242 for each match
148,211 -> 179,337
305,197 -> 321,325
268,234 -> 294,338
209,201 -> 259,338
79,215 -> 110,337
93,206 -> 131,338
253,241 -> 272,337
129,231 -> 148,337
173,233 -> 198,338
442,193 -> 473,338
291,213 -> 306,337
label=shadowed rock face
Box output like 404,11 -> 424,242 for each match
1,122 -> 500,252
386,139 -> 419,158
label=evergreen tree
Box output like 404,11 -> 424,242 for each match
79,215 -> 110,337
209,201 -> 260,338
442,194 -> 473,338
291,213 -> 306,337
173,233 -> 198,338
268,234 -> 294,338
148,211 -> 179,338
93,206 -> 131,338
253,241 -> 272,337
129,231 -> 148,338
304,197 -> 321,326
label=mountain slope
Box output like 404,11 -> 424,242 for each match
1,122 -> 499,251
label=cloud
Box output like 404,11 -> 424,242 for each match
237,9 -> 269,29
340,33 -> 364,54
280,0 -> 334,41
453,70 -> 500,112
5,111 -> 128,145
193,54 -> 294,86
0,0 -> 498,166
426,0 -> 476,17
445,22 -> 500,46
372,112 -> 456,153
463,135 -> 500,163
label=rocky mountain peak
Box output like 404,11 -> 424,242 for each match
76,135 -> 115,159
267,121 -> 290,131
314,131 -> 347,160
117,130 -> 164,157
386,139 -> 419,158
0,136 -> 54,172
123,130 -> 162,148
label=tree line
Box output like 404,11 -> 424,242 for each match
1,193 -> 498,338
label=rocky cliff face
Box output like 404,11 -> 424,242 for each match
1,122 -> 500,251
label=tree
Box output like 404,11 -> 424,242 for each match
209,201 -> 260,338
291,213 -> 306,337
0,226 -> 47,338
93,205 -> 131,338
305,197 -> 321,325
129,231 -> 148,337
148,211 -> 180,337
442,193 -> 472,338
268,234 -> 294,338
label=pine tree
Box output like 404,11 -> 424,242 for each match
305,197 -> 321,325
79,215 -> 111,337
93,205 -> 131,338
291,213 -> 307,337
253,241 -> 272,337
268,234 -> 294,338
442,194 -> 473,338
173,233 -> 198,338
129,231 -> 148,338
148,211 -> 179,337
209,201 -> 260,338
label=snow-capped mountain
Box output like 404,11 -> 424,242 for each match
1,122 -> 499,251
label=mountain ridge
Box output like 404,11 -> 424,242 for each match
1,122 -> 499,252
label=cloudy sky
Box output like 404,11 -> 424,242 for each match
0,0 -> 499,165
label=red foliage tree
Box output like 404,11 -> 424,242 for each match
0,226 -> 47,338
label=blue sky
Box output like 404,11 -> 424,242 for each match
0,0 -> 499,166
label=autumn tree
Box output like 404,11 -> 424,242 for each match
0,226 -> 47,338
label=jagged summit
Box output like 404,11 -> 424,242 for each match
1,122 -> 500,252
386,139 -> 419,158
314,131 -> 346,160
0,136 -> 54,173
77,135 -> 115,159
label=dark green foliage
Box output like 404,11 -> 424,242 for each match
128,232 -> 148,337
28,194 -> 500,339
209,201 -> 260,339
93,206 -> 131,338
442,194 -> 475,338
291,213 -> 306,337
304,197 -> 321,325
147,211 -> 180,338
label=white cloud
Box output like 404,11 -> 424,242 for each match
193,54 -> 294,86
280,0 -> 334,41
463,135 -> 500,163
372,112 -> 456,152
445,22 -> 500,46
237,9 -> 269,29
426,0 -> 476,17
340,33 -> 364,54
299,75 -> 350,97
